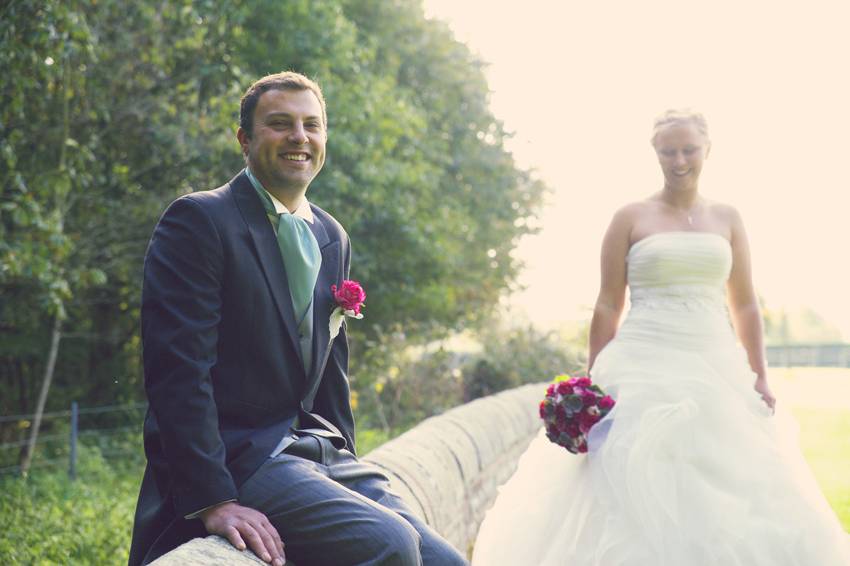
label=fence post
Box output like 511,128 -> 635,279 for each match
69,401 -> 78,480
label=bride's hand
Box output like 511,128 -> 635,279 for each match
753,375 -> 776,412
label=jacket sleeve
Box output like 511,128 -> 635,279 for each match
141,195 -> 238,517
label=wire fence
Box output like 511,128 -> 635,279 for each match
0,401 -> 147,478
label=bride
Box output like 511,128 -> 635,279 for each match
471,109 -> 850,565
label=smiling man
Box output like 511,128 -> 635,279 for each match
128,72 -> 467,566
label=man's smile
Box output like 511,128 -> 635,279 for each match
281,152 -> 310,162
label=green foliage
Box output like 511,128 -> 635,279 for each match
351,327 -> 466,431
462,323 -> 584,401
356,427 -> 399,456
1,0 -> 544,428
762,304 -> 844,345
0,444 -> 143,565
1,3 -> 548,552
0,426 -> 406,565
349,321 -> 583,433
793,407 -> 850,530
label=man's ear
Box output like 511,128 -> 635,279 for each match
236,127 -> 250,157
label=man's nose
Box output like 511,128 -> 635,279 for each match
673,152 -> 687,166
288,123 -> 308,145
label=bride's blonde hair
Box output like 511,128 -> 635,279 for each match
651,108 -> 709,147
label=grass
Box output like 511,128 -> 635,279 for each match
0,445 -> 142,565
794,407 -> 850,530
772,367 -> 850,531
1,369 -> 846,566
0,427 -> 405,566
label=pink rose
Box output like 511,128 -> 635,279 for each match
331,280 -> 366,315
556,381 -> 574,395
574,376 -> 592,388
581,391 -> 597,407
546,384 -> 556,396
598,395 -> 615,410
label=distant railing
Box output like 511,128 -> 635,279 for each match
766,343 -> 850,367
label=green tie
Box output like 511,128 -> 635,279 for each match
246,169 -> 321,372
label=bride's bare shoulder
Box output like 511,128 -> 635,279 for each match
612,199 -> 657,221
704,199 -> 744,225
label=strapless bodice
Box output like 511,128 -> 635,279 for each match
627,231 -> 731,313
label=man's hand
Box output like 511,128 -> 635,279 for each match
199,501 -> 285,566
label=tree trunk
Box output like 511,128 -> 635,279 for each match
19,314 -> 62,475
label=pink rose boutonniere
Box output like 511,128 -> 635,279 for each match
329,280 -> 365,340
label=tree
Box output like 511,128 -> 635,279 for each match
1,0 -> 547,458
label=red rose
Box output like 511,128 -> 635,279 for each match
546,384 -> 556,396
574,376 -> 592,388
581,391 -> 597,407
565,423 -> 581,437
556,381 -> 573,395
331,280 -> 366,315
538,401 -> 546,418
599,395 -> 615,410
577,440 -> 588,453
578,410 -> 599,434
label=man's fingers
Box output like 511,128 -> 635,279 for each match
259,517 -> 285,565
242,522 -> 275,564
224,525 -> 247,551
199,502 -> 284,564
261,516 -> 285,555
255,522 -> 282,564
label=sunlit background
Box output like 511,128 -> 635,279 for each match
425,0 -> 850,337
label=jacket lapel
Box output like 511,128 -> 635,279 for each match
230,172 -> 306,375
302,213 -> 340,411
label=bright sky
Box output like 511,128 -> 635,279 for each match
424,0 -> 850,338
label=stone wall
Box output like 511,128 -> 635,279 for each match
151,383 -> 546,565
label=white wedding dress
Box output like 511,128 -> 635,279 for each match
472,232 -> 850,566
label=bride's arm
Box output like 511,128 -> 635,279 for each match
725,206 -> 776,410
588,208 -> 631,372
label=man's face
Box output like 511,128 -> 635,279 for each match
238,88 -> 327,195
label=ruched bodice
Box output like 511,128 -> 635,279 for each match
627,231 -> 731,313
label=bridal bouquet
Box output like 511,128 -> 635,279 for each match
539,374 -> 615,454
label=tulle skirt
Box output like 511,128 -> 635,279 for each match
471,308 -> 850,565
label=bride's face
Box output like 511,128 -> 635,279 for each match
653,123 -> 710,189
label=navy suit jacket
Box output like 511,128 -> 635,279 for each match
128,171 -> 355,565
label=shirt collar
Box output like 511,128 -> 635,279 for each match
245,167 -> 314,223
